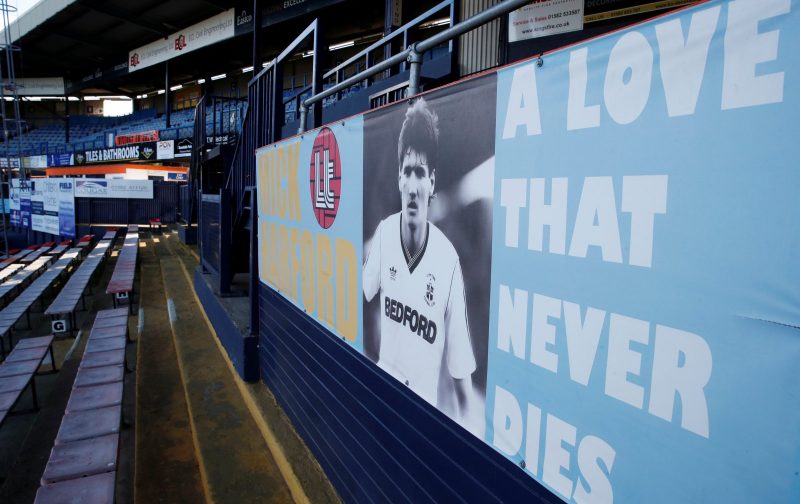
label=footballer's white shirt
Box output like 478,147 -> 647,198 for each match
363,212 -> 476,407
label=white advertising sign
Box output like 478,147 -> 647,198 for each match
508,0 -> 583,42
0,158 -> 21,168
30,178 -> 75,236
75,179 -> 154,199
9,178 -> 20,226
157,140 -> 175,160
129,9 -> 235,72
29,180 -> 45,233
15,77 -> 65,96
23,155 -> 47,168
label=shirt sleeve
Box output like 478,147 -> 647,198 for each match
363,220 -> 382,302
445,259 -> 476,379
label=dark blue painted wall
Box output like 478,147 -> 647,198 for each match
196,267 -> 259,382
259,284 -> 561,503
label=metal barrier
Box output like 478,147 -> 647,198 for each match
299,0 -> 531,130
179,184 -> 193,224
74,181 -> 180,226
199,193 -> 221,276
283,0 -> 455,127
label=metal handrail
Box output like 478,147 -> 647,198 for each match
299,0 -> 530,131
284,1 -> 454,125
324,0 -> 454,82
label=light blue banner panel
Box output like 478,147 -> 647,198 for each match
256,118 -> 364,351
488,0 -> 799,502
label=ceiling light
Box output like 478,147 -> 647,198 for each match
157,89 -> 165,95
302,50 -> 314,58
210,73 -> 226,81
170,85 -> 183,91
329,40 -> 354,51
420,18 -> 451,29
197,78 -> 206,84
241,66 -> 254,73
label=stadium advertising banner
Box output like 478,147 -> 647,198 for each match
11,179 -> 32,229
116,130 -> 159,146
57,179 -> 76,238
256,119 -> 364,349
24,155 -> 48,169
256,1 -> 799,502
77,142 -> 157,164
29,178 -> 75,237
47,153 -> 74,167
175,138 -> 193,158
157,140 -> 175,160
508,0 -> 584,42
14,77 -> 65,96
29,181 -> 45,233
75,179 -> 154,199
128,9 -> 235,72
9,179 -> 21,226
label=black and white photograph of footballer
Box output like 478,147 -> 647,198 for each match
362,76 -> 496,437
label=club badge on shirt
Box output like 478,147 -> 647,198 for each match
425,273 -> 436,307
389,266 -> 397,281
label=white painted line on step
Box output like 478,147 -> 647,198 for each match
64,330 -> 83,362
167,298 -> 177,327
138,307 -> 145,337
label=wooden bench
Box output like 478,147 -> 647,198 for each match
0,335 -> 57,427
34,309 -> 129,504
0,251 -> 81,353
45,241 -> 113,337
0,256 -> 57,315
21,244 -> 54,264
75,234 -> 95,257
45,241 -> 72,257
106,229 -> 139,313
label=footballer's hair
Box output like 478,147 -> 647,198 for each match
397,97 -> 439,174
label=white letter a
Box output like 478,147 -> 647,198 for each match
503,63 -> 542,139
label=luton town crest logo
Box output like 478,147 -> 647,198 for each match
175,34 -> 186,51
425,273 -> 435,307
309,127 -> 341,229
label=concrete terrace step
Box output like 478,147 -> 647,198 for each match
134,257 -> 204,504
159,254 -> 295,503
161,258 -> 293,503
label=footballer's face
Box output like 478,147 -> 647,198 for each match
398,148 -> 435,229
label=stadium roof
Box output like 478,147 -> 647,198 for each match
0,0 -> 384,96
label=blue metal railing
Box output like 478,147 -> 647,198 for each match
282,0 -> 455,125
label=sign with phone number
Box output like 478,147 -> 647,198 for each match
509,0 -> 584,42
